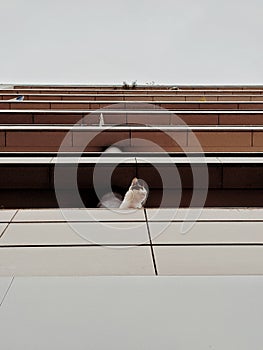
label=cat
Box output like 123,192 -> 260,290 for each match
119,177 -> 148,209
97,177 -> 148,209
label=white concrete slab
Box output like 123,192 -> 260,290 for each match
218,157 -> 263,164
0,157 -> 52,164
136,157 -> 220,164
0,222 -> 150,245
51,157 -> 136,164
154,246 -> 263,275
0,276 -> 263,350
0,277 -> 13,305
0,247 -> 154,276
146,208 -> 263,221
1,125 -> 263,130
0,223 -> 8,237
0,210 -> 16,223
149,222 -> 263,244
13,208 -> 145,222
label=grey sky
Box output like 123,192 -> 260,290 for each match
0,0 -> 262,85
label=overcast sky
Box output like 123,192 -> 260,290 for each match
0,0 -> 262,85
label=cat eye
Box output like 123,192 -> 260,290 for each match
131,185 -> 143,190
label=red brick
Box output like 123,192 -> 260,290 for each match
0,102 -> 10,109
174,114 -> 218,125
128,99 -> 148,106
90,103 -> 110,110
186,146 -> 258,152
131,131 -> 187,147
101,95 -> 124,101
217,95 -> 250,101
85,113 -> 126,126
219,114 -> 263,125
61,95 -> 96,101
1,95 -> 16,100
0,146 -> 72,152
6,131 -> 72,147
188,131 -> 252,147
156,96 -> 186,101
253,132 -> 263,146
29,95 -> 60,100
0,113 -> 33,124
251,96 -> 263,101
158,103 -> 197,110
123,146 -> 184,152
72,131 -> 130,147
34,114 -> 82,125
10,102 -> 49,110
50,102 -> 89,110
239,103 -> 263,110
0,132 -> 5,146
185,96 -> 215,101
124,95 -> 150,101
199,103 -> 238,110
127,114 -> 170,125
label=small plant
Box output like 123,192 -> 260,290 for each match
122,81 -> 129,89
131,80 -> 137,89
122,81 -> 137,89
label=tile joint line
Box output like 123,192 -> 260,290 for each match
0,276 -> 14,308
0,210 -> 18,239
144,208 -> 158,276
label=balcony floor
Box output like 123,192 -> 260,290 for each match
0,276 -> 263,350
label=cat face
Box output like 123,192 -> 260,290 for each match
129,177 -> 148,207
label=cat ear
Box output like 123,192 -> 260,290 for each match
131,177 -> 138,186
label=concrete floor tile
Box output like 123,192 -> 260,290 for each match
0,277 -> 13,304
0,222 -> 149,245
153,246 -> 263,275
149,222 -> 263,244
146,208 -> 263,221
0,276 -> 263,349
0,223 -> 8,237
0,210 -> 16,223
0,246 -> 155,276
13,209 -> 145,222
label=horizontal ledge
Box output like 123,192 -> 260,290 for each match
1,109 -> 263,114
1,243 -> 263,248
0,156 -> 263,164
0,125 -> 263,131
2,100 -> 263,103
2,93 -> 263,96
1,208 -> 263,223
0,151 -> 262,157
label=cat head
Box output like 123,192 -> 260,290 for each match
128,177 -> 148,207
